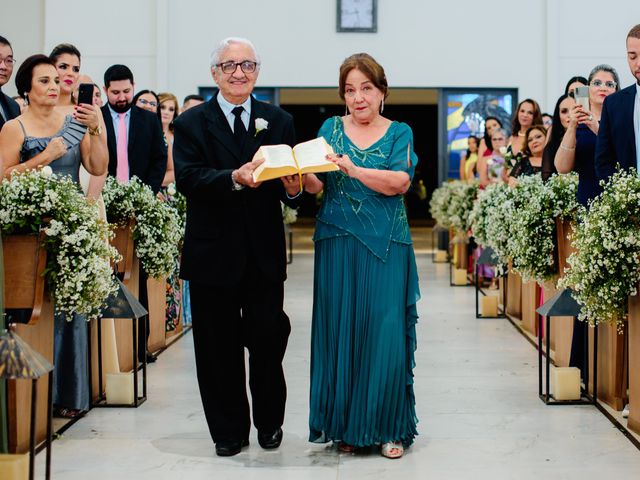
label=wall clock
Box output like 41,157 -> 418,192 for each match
337,0 -> 377,33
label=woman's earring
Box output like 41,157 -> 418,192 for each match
380,98 -> 384,113
23,93 -> 29,105
345,104 -> 348,116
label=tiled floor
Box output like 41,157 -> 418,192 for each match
39,253 -> 640,479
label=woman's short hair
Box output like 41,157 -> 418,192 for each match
511,99 -> 543,136
338,53 -> 388,101
49,43 -> 81,63
15,54 -> 55,98
158,92 -> 180,127
521,124 -> 547,157
588,64 -> 620,92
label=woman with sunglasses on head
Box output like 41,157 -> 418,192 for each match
555,65 -> 620,206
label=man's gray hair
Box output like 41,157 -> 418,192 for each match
210,37 -> 260,69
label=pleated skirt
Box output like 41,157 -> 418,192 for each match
309,235 -> 420,447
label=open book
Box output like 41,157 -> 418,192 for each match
252,137 -> 339,182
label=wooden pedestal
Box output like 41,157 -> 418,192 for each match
627,291 -> 640,433
521,279 -> 540,336
2,234 -> 53,454
506,262 -> 522,318
555,217 -> 576,277
146,276 -> 167,353
589,322 -> 627,411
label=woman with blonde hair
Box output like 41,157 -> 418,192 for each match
158,92 -> 179,186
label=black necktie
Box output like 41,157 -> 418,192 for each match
232,106 -> 246,146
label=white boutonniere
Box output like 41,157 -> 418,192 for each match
255,118 -> 268,136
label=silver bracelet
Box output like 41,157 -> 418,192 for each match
559,144 -> 576,151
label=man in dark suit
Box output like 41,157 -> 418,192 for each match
595,24 -> 640,181
101,64 -> 167,193
173,37 -> 303,457
0,35 -> 20,131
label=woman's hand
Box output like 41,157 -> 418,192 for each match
74,103 -> 101,130
326,153 -> 359,178
568,104 -> 584,128
43,137 -> 67,162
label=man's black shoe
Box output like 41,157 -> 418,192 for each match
258,428 -> 283,449
215,438 -> 249,457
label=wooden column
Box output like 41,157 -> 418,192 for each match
506,261 -> 522,318
146,276 -> 167,353
628,290 -> 640,433
589,322 -> 627,411
521,279 -> 540,336
2,234 -> 53,454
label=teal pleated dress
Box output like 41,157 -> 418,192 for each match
309,117 -> 420,448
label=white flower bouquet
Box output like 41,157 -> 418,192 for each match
102,177 -> 182,278
281,203 -> 298,225
0,169 -> 119,318
560,169 -> 640,327
429,180 -> 479,232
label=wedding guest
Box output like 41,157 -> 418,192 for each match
173,37 -> 301,457
508,99 -> 543,155
49,43 -> 80,108
303,53 -> 419,459
0,36 -> 20,130
478,116 -> 502,159
565,76 -> 588,96
479,127 -> 508,187
542,93 -> 576,181
595,24 -> 640,182
542,113 -> 553,128
133,89 -> 160,118
181,93 -> 204,113
0,54 -> 107,418
557,65 -> 620,205
508,124 -> 547,183
459,134 -> 479,181
158,92 -> 178,186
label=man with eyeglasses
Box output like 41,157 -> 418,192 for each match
173,37 -> 302,457
595,24 -> 640,181
0,35 -> 20,131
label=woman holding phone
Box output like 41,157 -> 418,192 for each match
554,64 -> 620,206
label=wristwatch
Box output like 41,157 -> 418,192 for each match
231,169 -> 245,191
88,125 -> 103,136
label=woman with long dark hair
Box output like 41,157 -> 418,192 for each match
508,99 -> 543,155
541,93 -> 575,181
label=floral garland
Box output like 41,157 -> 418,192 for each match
508,174 -> 578,283
560,169 -> 640,326
429,180 -> 479,231
0,169 -> 118,318
473,181 -> 515,265
102,177 -> 182,279
157,182 -> 186,247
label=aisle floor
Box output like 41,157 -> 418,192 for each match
41,254 -> 640,479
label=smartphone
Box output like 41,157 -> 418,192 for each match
574,86 -> 590,110
77,83 -> 94,106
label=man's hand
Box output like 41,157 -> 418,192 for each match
281,174 -> 303,196
234,158 -> 264,188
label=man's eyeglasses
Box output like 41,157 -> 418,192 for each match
138,98 -> 158,108
216,60 -> 259,74
0,57 -> 15,67
590,79 -> 617,89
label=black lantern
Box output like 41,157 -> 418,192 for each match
0,329 -> 54,480
536,288 -> 597,405
92,278 -> 148,408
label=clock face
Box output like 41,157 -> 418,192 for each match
338,0 -> 376,32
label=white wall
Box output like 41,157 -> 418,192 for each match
1,0 -> 636,112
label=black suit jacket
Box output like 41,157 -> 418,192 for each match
173,96 -> 297,287
101,105 -> 167,192
595,84 -> 638,181
0,90 -> 21,130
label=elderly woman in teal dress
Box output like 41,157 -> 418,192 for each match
303,53 -> 420,459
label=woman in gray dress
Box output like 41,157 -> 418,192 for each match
0,54 -> 107,417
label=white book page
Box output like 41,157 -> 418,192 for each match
261,145 -> 296,168
292,138 -> 333,169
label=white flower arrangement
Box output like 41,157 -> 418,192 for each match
0,169 -> 119,318
281,202 -> 298,225
102,177 -> 182,278
255,118 -> 269,136
429,180 -> 479,232
560,169 -> 640,327
470,173 -> 578,283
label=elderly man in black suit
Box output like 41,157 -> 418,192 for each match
595,24 -> 640,180
173,37 -> 303,457
0,36 -> 20,131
